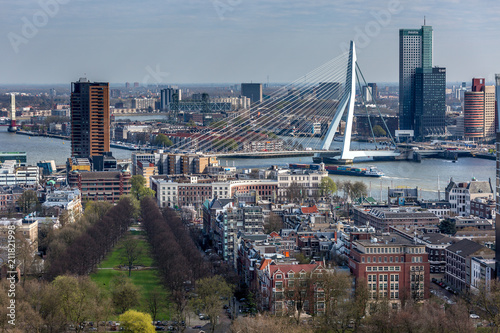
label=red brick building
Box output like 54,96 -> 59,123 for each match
68,170 -> 131,202
348,232 -> 430,306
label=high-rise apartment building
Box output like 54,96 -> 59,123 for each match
464,78 -> 495,141
399,25 -> 445,139
70,78 -> 110,158
241,83 -> 262,104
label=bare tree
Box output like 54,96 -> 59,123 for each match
120,236 -> 143,277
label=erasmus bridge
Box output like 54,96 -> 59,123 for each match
166,41 -> 403,164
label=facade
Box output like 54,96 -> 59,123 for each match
203,198 -> 264,268
41,189 -> 82,224
399,25 -> 433,131
67,170 -> 131,202
413,67 -> 446,138
445,178 -> 494,216
131,98 -> 156,110
445,239 -> 494,292
258,260 -> 327,315
470,256 -> 495,292
0,217 -> 38,263
136,161 -> 158,188
0,186 -> 25,212
277,168 -> 329,199
0,161 -> 40,186
464,78 -> 496,141
241,83 -> 263,104
151,176 -> 278,209
348,232 -> 430,304
352,206 -> 439,232
71,78 -> 110,158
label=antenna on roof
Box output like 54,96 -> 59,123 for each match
424,16 -> 426,25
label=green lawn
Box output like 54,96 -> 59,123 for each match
91,232 -> 171,320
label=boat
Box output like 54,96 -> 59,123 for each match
288,163 -> 384,177
325,165 -> 384,177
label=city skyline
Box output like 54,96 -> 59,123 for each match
2,0 -> 500,85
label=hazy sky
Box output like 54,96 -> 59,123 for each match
2,0 -> 499,85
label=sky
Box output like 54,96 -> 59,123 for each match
1,0 -> 500,85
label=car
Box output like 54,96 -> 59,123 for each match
470,314 -> 480,319
192,325 -> 202,329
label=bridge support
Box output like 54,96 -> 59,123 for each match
316,41 -> 401,162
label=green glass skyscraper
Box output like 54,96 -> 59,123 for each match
399,25 -> 434,133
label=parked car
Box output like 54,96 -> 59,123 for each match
470,314 -> 480,319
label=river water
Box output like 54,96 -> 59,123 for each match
0,116 -> 496,201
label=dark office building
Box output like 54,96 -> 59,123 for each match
316,82 -> 342,100
413,67 -> 446,138
241,83 -> 262,104
399,25 -> 433,131
70,78 -> 110,158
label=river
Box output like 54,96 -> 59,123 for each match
0,119 -> 496,201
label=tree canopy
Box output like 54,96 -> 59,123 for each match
119,310 -> 155,333
372,125 -> 387,137
319,177 -> 337,197
154,133 -> 173,147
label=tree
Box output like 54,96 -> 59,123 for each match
147,288 -> 167,322
187,119 -> 196,127
372,125 -> 387,137
154,133 -> 173,147
119,310 -> 155,333
192,276 -> 233,333
264,212 -> 284,234
52,275 -> 104,333
439,218 -> 456,235
319,177 -> 337,197
111,275 -> 140,314
17,190 -> 40,214
351,181 -> 368,200
131,175 -> 156,201
120,237 -> 143,277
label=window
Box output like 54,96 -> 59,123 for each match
276,274 -> 282,279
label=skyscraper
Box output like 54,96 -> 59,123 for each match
241,83 -> 262,104
70,78 -> 110,158
464,78 -> 496,141
399,25 -> 433,133
413,67 -> 446,137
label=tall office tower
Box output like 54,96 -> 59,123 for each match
413,67 -> 446,137
241,83 -> 263,104
160,87 -> 181,110
7,94 -> 17,132
70,78 -> 110,158
399,25 -> 433,131
464,78 -> 496,141
316,82 -> 342,100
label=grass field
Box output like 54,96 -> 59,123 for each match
91,231 -> 171,320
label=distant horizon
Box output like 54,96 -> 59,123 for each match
2,1 -> 500,85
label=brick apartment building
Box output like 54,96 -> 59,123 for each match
348,232 -> 430,306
